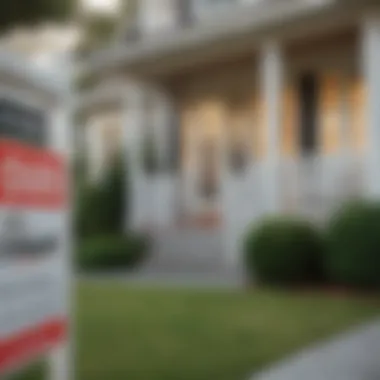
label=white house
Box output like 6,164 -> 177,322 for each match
81,0 -> 380,266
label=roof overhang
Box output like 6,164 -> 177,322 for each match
85,0 -> 376,78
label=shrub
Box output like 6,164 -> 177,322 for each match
325,200 -> 380,289
77,234 -> 150,272
244,217 -> 324,285
75,156 -> 127,239
75,184 -> 105,239
99,156 -> 128,234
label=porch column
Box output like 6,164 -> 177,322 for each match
150,87 -> 178,227
260,40 -> 284,213
362,14 -> 380,198
152,88 -> 174,170
122,81 -> 146,230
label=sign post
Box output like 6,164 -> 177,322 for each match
0,53 -> 72,379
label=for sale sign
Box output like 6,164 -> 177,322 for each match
0,132 -> 68,374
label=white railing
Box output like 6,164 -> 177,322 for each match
222,153 -> 367,226
278,154 -> 367,222
221,163 -> 268,262
221,153 -> 367,260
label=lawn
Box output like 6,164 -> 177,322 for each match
18,282 -> 380,380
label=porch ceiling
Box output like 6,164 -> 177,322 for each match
86,0 -> 377,80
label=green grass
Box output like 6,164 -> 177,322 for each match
18,282 -> 380,380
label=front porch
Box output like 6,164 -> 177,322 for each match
92,10 -> 380,265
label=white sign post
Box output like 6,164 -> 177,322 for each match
0,53 -> 72,380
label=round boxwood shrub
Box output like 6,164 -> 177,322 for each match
244,217 -> 324,285
325,200 -> 380,289
77,234 -> 150,272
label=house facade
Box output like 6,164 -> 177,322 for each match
82,0 -> 380,264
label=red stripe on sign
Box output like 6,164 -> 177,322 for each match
0,140 -> 67,209
0,318 -> 67,374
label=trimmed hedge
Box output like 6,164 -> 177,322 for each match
325,200 -> 380,288
244,217 -> 324,285
77,234 -> 150,272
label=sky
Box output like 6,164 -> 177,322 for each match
82,0 -> 120,13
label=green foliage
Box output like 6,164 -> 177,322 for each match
17,284 -> 380,380
75,156 -> 127,239
101,156 -> 128,233
73,155 -> 87,181
75,71 -> 98,92
75,0 -> 140,59
76,13 -> 117,57
325,200 -> 380,288
75,184 -> 105,238
77,234 -> 149,271
0,0 -> 75,33
244,217 -> 324,285
74,156 -> 145,272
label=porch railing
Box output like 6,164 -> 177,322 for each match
278,154 -> 367,222
222,153 -> 367,254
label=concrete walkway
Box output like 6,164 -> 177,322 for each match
79,271 -> 245,289
251,318 -> 380,380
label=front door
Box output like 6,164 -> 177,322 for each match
196,137 -> 219,214
181,100 -> 224,225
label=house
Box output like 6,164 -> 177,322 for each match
81,0 -> 380,266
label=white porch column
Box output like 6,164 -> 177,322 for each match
260,40 -> 284,213
152,88 -> 173,169
150,87 -> 178,227
123,81 -> 147,230
362,14 -> 380,198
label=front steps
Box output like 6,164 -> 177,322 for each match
136,226 -> 245,284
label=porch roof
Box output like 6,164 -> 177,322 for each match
85,0 -> 371,78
